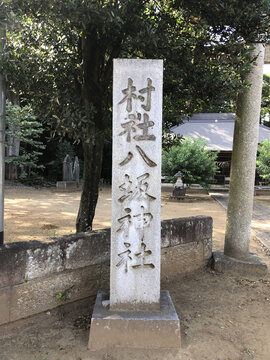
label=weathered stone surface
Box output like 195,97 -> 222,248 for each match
0,287 -> 10,325
102,239 -> 211,297
88,290 -> 180,350
99,261 -> 110,289
171,187 -> 186,199
0,246 -> 26,287
0,217 -> 211,285
25,243 -> 64,280
0,216 -> 212,326
64,230 -> 110,270
161,216 -> 212,248
111,59 -> 163,310
224,44 -> 265,259
161,242 -> 204,281
203,238 -> 212,261
213,250 -> 268,277
10,265 -> 101,322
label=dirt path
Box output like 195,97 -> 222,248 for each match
2,186 -> 270,359
4,185 -> 226,247
1,268 -> 270,360
4,185 -> 267,257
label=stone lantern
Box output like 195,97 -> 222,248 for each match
172,170 -> 186,198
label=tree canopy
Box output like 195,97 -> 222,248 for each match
1,0 -> 270,231
3,1 -> 270,130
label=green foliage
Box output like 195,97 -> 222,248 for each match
55,291 -> 69,301
261,75 -> 270,125
257,140 -> 270,183
2,0 -> 270,134
162,131 -> 182,152
55,140 -> 76,164
1,0 -> 270,230
55,285 -> 74,301
162,138 -> 219,189
5,100 -> 45,184
180,0 -> 270,43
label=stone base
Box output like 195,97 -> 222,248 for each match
212,250 -> 268,277
56,181 -> 80,191
88,290 -> 181,350
171,187 -> 186,199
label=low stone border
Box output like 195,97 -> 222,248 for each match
0,216 -> 212,326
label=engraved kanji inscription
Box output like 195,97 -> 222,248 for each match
129,113 -> 142,121
134,113 -> 156,141
116,242 -> 132,273
132,242 -> 155,269
119,147 -> 156,167
130,173 -> 156,201
118,120 -> 136,142
119,152 -> 133,166
117,208 -> 132,237
136,145 -> 157,167
118,174 -> 133,202
118,173 -> 156,203
112,59 -> 163,307
118,78 -> 137,112
138,78 -> 155,111
133,206 -> 153,230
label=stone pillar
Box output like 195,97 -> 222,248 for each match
110,59 -> 162,310
224,44 -> 265,260
88,59 -> 180,350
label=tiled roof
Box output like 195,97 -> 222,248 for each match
171,113 -> 270,151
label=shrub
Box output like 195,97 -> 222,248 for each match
162,137 -> 219,189
257,140 -> 270,183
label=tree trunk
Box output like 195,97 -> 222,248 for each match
76,129 -> 104,232
76,26 -> 120,233
0,16 -> 6,245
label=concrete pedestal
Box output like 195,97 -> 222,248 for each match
213,250 -> 268,277
88,290 -> 181,350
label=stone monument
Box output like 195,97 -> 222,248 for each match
88,59 -> 181,350
72,156 -> 80,182
56,154 -> 80,190
63,154 -> 73,181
